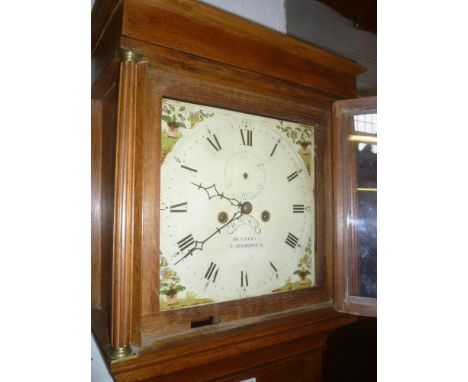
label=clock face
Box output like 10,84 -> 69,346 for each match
159,99 -> 315,310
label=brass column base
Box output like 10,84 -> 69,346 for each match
108,345 -> 137,363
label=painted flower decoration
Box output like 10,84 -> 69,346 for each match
188,111 -> 203,127
188,110 -> 215,128
159,253 -> 184,295
300,254 -> 312,267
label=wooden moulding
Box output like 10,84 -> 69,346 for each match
121,0 -> 365,99
92,0 -> 364,99
332,96 -> 377,317
90,0 -> 368,377
332,100 -> 345,313
92,0 -> 122,52
92,80 -> 119,349
92,0 -> 123,89
91,99 -> 103,308
347,122 -> 361,296
110,307 -> 356,382
110,55 -> 147,355
130,61 -> 148,348
133,54 -> 334,338
120,36 -> 340,111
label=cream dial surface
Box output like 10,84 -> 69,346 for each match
160,102 -> 315,305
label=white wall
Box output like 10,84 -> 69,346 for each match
285,0 -> 377,95
200,0 -> 287,33
201,0 -> 376,95
91,334 -> 113,381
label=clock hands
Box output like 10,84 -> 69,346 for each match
174,210 -> 243,265
174,183 -> 252,265
190,182 -> 242,209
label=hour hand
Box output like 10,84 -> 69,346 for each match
174,238 -> 203,265
190,182 -> 241,208
173,210 -> 242,265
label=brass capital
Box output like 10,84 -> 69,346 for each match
119,47 -> 144,63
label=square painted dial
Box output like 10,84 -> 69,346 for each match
159,98 -> 316,310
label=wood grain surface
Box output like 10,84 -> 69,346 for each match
134,50 -> 334,338
122,0 -> 365,99
332,96 -> 377,317
110,58 -> 140,349
111,307 -> 355,381
91,0 -> 365,380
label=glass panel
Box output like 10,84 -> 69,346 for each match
349,113 -> 377,298
356,143 -> 377,189
356,185 -> 377,298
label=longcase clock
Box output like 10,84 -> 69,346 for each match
91,1 -> 376,381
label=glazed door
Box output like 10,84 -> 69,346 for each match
332,96 -> 377,317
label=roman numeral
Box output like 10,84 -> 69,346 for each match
287,171 -> 299,182
269,261 -> 278,273
270,142 -> 279,157
293,204 -> 305,213
241,270 -> 249,287
240,129 -> 253,146
181,164 -> 197,172
177,234 -> 195,252
170,201 -> 187,213
207,134 -> 222,151
204,262 -> 219,282
285,232 -> 299,249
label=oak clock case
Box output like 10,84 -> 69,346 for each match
132,52 -> 334,341
137,55 -> 334,339
91,0 -> 368,378
159,98 -> 316,310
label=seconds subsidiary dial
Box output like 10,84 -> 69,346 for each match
159,99 -> 315,310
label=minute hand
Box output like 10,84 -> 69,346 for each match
174,210 -> 243,265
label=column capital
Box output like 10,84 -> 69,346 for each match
119,46 -> 144,63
